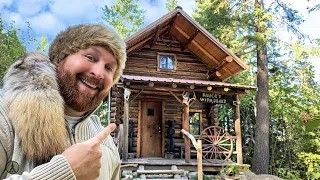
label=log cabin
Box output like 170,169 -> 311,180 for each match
110,7 -> 256,172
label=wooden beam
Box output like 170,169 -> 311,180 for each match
122,88 -> 131,162
127,36 -> 153,55
169,91 -> 182,104
174,25 -> 219,65
233,95 -> 243,164
129,85 -> 248,95
197,140 -> 203,180
162,100 -> 165,158
182,29 -> 199,51
130,89 -> 143,103
214,56 -> 233,72
174,25 -> 234,76
151,25 -> 162,47
207,71 -> 222,81
148,82 -> 154,87
183,105 -> 190,163
137,100 -> 141,158
169,13 -> 179,34
172,83 -> 177,88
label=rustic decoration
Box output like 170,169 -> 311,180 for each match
172,83 -> 177,88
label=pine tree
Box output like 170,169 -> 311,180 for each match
102,0 -> 145,39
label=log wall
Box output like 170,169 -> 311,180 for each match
123,45 -> 209,80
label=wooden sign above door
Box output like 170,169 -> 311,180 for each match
195,92 -> 234,104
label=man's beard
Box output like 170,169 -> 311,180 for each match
56,64 -> 109,113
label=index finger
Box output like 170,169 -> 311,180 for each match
92,123 -> 117,145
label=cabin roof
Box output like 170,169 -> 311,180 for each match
122,75 -> 256,91
125,7 -> 248,81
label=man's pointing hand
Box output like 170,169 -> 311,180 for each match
62,123 -> 116,180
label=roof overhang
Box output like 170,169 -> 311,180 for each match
121,75 -> 256,95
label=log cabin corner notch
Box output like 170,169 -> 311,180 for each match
111,7 -> 257,169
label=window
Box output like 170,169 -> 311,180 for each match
147,108 -> 154,116
189,110 -> 202,135
157,53 -> 176,71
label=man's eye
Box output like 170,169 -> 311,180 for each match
105,65 -> 112,72
86,55 -> 96,62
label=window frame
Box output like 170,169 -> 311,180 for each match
157,52 -> 177,71
188,109 -> 203,136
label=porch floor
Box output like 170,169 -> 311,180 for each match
121,158 -> 249,172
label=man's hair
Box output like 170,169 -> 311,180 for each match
49,24 -> 126,83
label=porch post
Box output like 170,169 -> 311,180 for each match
183,104 -> 190,163
122,88 -> 131,162
233,95 -> 243,164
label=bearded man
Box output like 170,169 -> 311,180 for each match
0,24 -> 126,180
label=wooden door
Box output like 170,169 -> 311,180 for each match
141,101 -> 162,157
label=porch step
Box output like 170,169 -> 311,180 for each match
136,179 -> 188,180
137,165 -> 187,179
137,170 -> 184,175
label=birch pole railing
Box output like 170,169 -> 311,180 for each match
181,129 -> 203,180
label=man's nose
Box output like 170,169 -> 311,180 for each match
90,63 -> 104,79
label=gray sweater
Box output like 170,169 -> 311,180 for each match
0,92 -> 121,180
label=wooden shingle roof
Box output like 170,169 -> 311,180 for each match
125,7 -> 248,81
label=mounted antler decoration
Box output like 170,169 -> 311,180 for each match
182,91 -> 196,106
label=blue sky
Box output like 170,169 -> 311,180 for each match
1,0 -> 319,81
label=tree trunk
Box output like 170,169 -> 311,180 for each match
252,0 -> 270,174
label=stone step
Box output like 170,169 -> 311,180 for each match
137,169 -> 184,175
136,179 -> 188,180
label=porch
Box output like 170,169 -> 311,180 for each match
121,158 -> 249,173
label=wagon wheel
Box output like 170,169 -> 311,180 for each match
199,126 -> 233,163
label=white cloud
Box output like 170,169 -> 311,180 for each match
2,11 -> 24,28
139,0 -> 167,26
0,0 -> 13,10
49,0 -> 113,24
16,0 -> 47,17
29,12 -> 65,37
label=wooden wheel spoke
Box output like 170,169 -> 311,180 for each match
219,138 -> 231,144
204,146 -> 214,158
217,144 -> 231,153
217,132 -> 226,142
218,144 -> 232,146
203,134 -> 214,144
216,128 -> 222,141
216,146 -> 228,158
210,146 -> 217,159
209,128 -> 215,142
218,147 -> 223,160
202,145 -> 213,151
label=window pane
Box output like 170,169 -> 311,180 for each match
160,56 -> 167,68
190,124 -> 200,135
167,57 -> 174,70
159,55 -> 175,70
147,109 -> 154,116
189,112 -> 200,135
190,112 -> 200,123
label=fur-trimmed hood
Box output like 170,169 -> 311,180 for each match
3,52 -> 67,161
